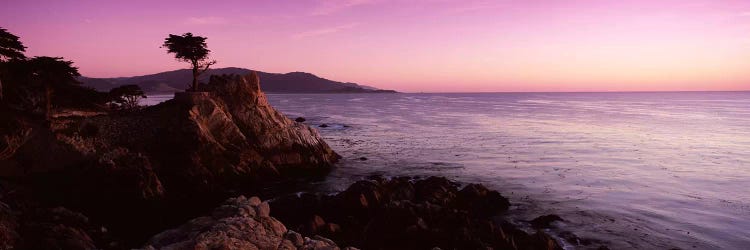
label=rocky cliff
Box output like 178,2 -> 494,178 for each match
0,72 -> 340,247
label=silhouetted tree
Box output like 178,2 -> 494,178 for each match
0,27 -> 27,101
25,56 -> 81,120
161,33 -> 216,91
109,84 -> 146,110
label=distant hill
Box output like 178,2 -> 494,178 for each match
79,67 -> 397,94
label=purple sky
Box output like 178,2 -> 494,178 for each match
2,0 -> 750,92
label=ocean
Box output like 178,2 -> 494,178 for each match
147,92 -> 750,249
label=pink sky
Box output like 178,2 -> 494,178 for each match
2,0 -> 749,92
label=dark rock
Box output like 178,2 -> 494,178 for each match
358,157 -> 368,161
530,214 -> 564,229
309,215 -> 327,233
16,207 -> 106,250
295,117 -> 306,122
559,230 -> 600,246
414,176 -> 459,206
336,180 -> 384,213
326,223 -> 341,234
457,184 -> 510,218
270,176 -> 563,250
319,124 -> 329,128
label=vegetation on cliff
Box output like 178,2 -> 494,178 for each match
0,27 -> 27,102
162,33 -> 216,91
108,84 -> 146,111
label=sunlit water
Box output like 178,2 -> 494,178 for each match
148,92 -> 750,249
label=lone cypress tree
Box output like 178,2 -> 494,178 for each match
0,27 -> 27,101
162,33 -> 216,91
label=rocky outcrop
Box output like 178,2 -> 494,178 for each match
143,196 -> 353,250
270,176 -> 562,250
50,72 -> 339,194
0,72 -> 340,247
4,72 -> 337,183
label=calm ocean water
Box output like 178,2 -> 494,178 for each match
147,92 -> 750,249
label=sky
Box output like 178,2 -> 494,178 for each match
2,0 -> 750,92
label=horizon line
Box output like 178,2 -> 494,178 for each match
84,67 -> 750,94
395,90 -> 750,94
260,90 -> 750,95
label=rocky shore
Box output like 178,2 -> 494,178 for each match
1,72 -> 571,249
142,196 -> 349,250
138,176 -> 565,250
270,175 -> 562,250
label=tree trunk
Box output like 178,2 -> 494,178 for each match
45,85 -> 52,121
0,70 -> 5,102
192,66 -> 198,91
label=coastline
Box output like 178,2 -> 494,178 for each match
8,73 -> 743,249
0,73 -> 570,249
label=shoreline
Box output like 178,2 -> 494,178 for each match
0,73 -> 570,249
138,175 -> 572,250
5,73 -> 738,249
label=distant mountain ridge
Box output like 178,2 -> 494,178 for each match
79,67 -> 396,94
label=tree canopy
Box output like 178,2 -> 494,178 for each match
162,33 -> 210,63
0,27 -> 27,101
162,33 -> 216,91
26,56 -> 81,85
0,27 -> 26,61
1,28 -> 104,118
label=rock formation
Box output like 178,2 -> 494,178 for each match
142,196 -> 355,250
0,72 -> 339,247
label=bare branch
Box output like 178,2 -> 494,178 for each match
199,60 -> 217,74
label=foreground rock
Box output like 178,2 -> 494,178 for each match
143,177 -> 563,250
143,196 -> 353,250
271,176 -> 562,250
0,73 -> 339,247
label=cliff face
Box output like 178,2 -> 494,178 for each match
125,72 -> 340,194
194,73 -> 339,177
0,72 -> 339,246
49,72 -> 336,190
